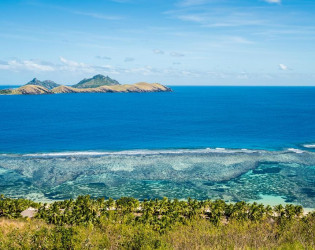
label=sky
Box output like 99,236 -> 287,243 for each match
0,0 -> 315,86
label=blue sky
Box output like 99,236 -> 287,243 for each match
0,0 -> 314,86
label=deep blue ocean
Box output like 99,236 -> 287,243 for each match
0,86 -> 315,153
0,86 -> 315,206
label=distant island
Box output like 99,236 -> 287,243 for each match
0,74 -> 172,95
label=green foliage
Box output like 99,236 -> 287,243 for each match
0,194 -> 314,249
0,89 -> 12,95
26,78 -> 60,89
0,194 -> 40,218
72,74 -> 120,88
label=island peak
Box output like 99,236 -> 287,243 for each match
26,78 -> 60,90
72,74 -> 120,89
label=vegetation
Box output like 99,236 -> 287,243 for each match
0,194 -> 314,249
26,78 -> 60,89
0,89 -> 12,94
72,74 -> 120,88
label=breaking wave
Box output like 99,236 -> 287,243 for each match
3,146 -> 309,158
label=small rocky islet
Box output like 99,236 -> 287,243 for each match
0,74 -> 172,95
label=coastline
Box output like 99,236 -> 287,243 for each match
5,193 -> 314,213
0,82 -> 172,95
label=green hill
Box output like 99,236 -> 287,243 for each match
72,74 -> 120,89
26,78 -> 60,90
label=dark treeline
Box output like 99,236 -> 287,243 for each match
0,195 -> 314,249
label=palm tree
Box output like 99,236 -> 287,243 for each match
265,205 -> 273,219
294,205 -> 303,217
106,198 -> 114,210
274,204 -> 285,218
285,204 -> 296,219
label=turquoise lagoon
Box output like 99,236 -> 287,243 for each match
0,148 -> 315,208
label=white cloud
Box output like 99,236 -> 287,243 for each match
27,3 -> 123,21
167,6 -> 267,28
72,10 -> 122,20
0,59 -> 55,72
181,70 -> 200,77
59,57 -> 86,68
264,0 -> 281,4
170,52 -> 185,57
178,15 -> 206,23
96,56 -> 112,60
59,57 -> 123,74
279,64 -> 288,70
59,57 -> 92,72
1,57 -> 301,85
153,49 -> 164,54
203,19 -> 265,28
23,61 -> 55,71
125,66 -> 157,76
237,72 -> 249,80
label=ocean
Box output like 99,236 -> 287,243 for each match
0,86 -> 315,207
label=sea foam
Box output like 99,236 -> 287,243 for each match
14,146 -> 312,158
17,148 -> 269,158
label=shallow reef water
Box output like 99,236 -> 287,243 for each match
0,148 -> 314,208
